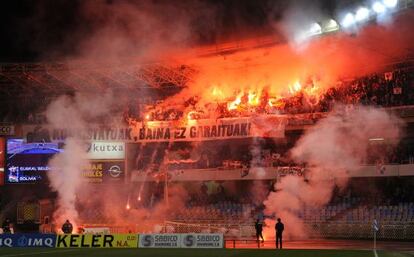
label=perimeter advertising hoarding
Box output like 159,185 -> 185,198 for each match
56,234 -> 138,248
0,234 -> 56,248
0,137 -> 5,185
139,234 -> 181,248
138,234 -> 224,248
181,234 -> 224,248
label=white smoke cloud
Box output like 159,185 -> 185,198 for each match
45,91 -> 120,231
263,105 -> 403,239
48,138 -> 88,229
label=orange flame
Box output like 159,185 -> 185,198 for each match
227,92 -> 243,110
289,81 -> 302,94
248,90 -> 261,106
211,86 -> 225,100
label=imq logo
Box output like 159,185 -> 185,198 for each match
140,235 -> 154,247
17,236 -> 54,247
0,234 -> 56,248
182,234 -> 195,247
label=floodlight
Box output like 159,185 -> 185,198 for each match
309,22 -> 322,35
323,19 -> 340,32
372,2 -> 386,13
355,7 -> 370,22
383,0 -> 398,8
341,13 -> 355,28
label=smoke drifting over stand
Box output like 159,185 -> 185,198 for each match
263,105 -> 403,239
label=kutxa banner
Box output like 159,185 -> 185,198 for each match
21,116 -> 285,143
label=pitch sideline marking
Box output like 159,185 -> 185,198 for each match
0,249 -> 80,257
373,249 -> 379,257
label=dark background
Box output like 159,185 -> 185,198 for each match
0,0 -> 353,62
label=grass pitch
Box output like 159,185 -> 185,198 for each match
0,248 -> 412,257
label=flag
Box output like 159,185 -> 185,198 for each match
373,219 -> 379,232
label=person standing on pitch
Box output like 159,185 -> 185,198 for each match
255,219 -> 264,244
2,218 -> 12,233
275,218 -> 284,249
61,220 -> 73,234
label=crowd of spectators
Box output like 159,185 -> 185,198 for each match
134,68 -> 414,122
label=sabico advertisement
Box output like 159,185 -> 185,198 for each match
181,234 -> 223,248
139,234 -> 181,248
138,233 -> 224,248
82,161 -> 125,183
0,234 -> 56,248
0,137 -> 5,186
56,234 -> 138,248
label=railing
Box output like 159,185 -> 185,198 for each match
81,220 -> 414,240
309,223 -> 414,240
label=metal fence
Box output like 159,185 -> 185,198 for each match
82,220 -> 414,240
161,221 -> 414,240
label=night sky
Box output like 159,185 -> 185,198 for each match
0,0 -> 347,62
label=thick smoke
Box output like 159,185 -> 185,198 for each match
48,138 -> 88,230
45,91 -> 191,232
45,91 -> 121,231
263,105 -> 403,239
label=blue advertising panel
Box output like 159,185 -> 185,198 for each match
6,139 -> 63,184
0,234 -> 56,248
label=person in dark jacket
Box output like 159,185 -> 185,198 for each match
2,218 -> 11,233
275,218 -> 284,249
61,220 -> 73,234
255,219 -> 264,243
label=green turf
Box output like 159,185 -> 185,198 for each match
0,248 -> 412,257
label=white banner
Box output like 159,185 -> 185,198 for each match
21,115 -> 285,143
0,125 -> 15,136
131,115 -> 285,143
139,234 -> 181,248
87,141 -> 125,160
181,234 -> 224,248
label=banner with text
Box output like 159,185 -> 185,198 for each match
0,234 -> 56,248
138,233 -> 224,248
181,234 -> 224,248
131,116 -> 285,142
82,161 -> 125,183
56,234 -> 138,248
21,116 -> 285,143
86,141 -> 125,160
139,234 -> 181,248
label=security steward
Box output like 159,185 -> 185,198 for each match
275,218 -> 284,249
61,220 -> 73,234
